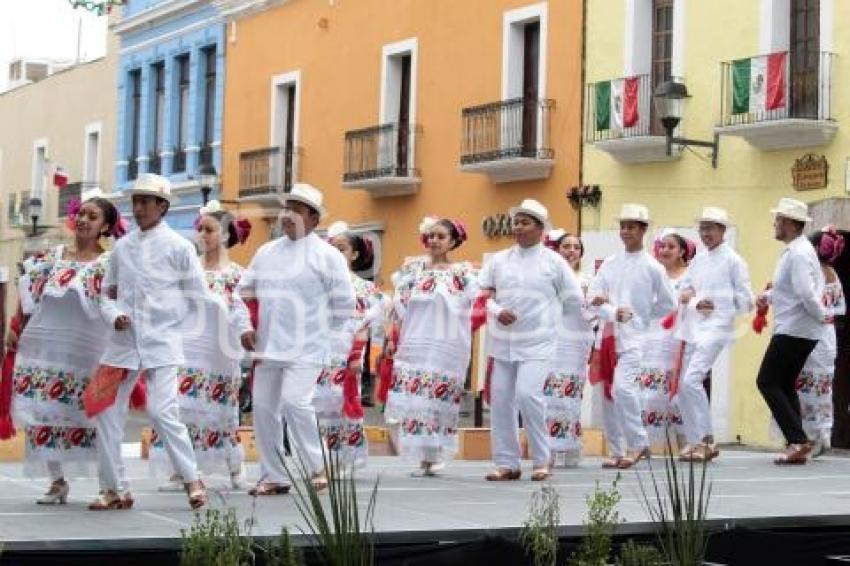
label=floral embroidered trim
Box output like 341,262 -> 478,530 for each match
26,425 -> 96,450
151,424 -> 239,452
177,367 -> 239,407
14,365 -> 86,407
390,366 -> 464,405
547,417 -> 582,439
543,373 -> 584,399
205,262 -> 243,306
320,421 -> 366,450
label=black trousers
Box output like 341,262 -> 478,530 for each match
756,334 -> 819,445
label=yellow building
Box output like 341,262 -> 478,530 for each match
218,0 -> 584,284
583,0 -> 849,446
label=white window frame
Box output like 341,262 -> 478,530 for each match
32,138 -> 48,200
623,0 -> 685,77
269,70 -> 302,149
501,3 -> 548,151
379,37 -> 418,172
83,122 -> 103,185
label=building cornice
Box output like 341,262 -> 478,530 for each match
112,0 -> 215,35
211,0 -> 288,21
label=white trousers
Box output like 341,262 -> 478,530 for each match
490,359 -> 550,470
253,363 -> 323,484
678,339 -> 725,444
603,346 -> 649,453
95,366 -> 198,491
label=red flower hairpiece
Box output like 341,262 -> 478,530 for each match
234,217 -> 252,245
819,225 -> 845,265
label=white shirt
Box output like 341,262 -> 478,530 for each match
589,249 -> 676,351
101,221 -> 210,370
680,242 -> 754,342
237,232 -> 355,365
770,235 -> 827,340
479,243 -> 582,362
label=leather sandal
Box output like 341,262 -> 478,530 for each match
485,467 -> 521,481
531,467 -> 551,481
602,457 -> 623,469
774,443 -> 812,466
248,482 -> 291,496
618,447 -> 651,469
678,445 -> 696,461
311,473 -> 329,492
187,482 -> 207,510
88,490 -> 134,511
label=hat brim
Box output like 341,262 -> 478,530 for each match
282,194 -> 327,220
509,206 -> 551,230
615,216 -> 651,225
771,209 -> 812,223
127,189 -> 174,204
695,217 -> 732,227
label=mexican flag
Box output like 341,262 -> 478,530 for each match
595,77 -> 639,131
732,52 -> 786,114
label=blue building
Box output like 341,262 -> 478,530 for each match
112,0 -> 225,235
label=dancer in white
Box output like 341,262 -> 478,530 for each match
385,217 -> 478,476
314,221 -> 385,471
153,200 -> 252,490
12,194 -> 125,504
678,207 -> 753,462
793,227 -> 845,456
543,230 -> 594,468
589,204 -> 675,469
641,229 -> 695,446
480,199 -> 582,482
239,183 -> 354,495
757,198 -> 829,465
90,174 -> 207,510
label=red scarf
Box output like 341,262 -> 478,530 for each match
376,326 -> 399,406
342,339 -> 367,420
588,322 -> 617,401
752,283 -> 772,334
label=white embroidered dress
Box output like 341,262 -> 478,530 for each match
544,272 -> 594,455
796,279 -> 845,437
150,261 -> 248,476
13,246 -> 111,477
639,271 -> 688,442
313,274 -> 384,469
386,260 -> 479,463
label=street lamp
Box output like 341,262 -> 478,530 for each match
653,80 -> 720,168
197,163 -> 217,206
28,196 -> 43,237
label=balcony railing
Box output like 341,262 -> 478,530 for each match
127,156 -> 138,181
238,145 -> 295,199
461,98 -> 554,164
198,143 -> 213,168
585,74 -> 655,142
173,145 -> 187,173
719,51 -> 833,127
58,181 -> 98,218
343,123 -> 420,183
148,150 -> 162,175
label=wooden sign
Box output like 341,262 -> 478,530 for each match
792,154 -> 828,191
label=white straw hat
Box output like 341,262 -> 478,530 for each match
770,197 -> 812,223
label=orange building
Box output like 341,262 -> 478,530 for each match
220,0 -> 583,283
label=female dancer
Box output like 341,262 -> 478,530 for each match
12,195 -> 124,503
313,222 -> 384,470
385,218 -> 478,475
153,200 -> 251,490
544,231 -> 594,468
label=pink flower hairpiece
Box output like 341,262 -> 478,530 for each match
819,225 -> 845,265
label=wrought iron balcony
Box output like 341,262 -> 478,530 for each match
198,143 -> 214,168
459,98 -> 554,183
238,145 -> 297,205
148,150 -> 162,175
584,74 -> 679,164
342,123 -> 421,197
173,145 -> 187,173
717,51 -> 836,150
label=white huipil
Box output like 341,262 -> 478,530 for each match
314,274 -> 385,469
676,242 -> 753,444
237,232 -> 354,483
639,271 -> 688,443
544,272 -> 595,460
13,246 -> 111,478
386,259 -> 479,464
589,250 -> 676,454
150,261 -> 250,477
96,221 -> 210,492
480,243 -> 583,471
795,279 -> 845,438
